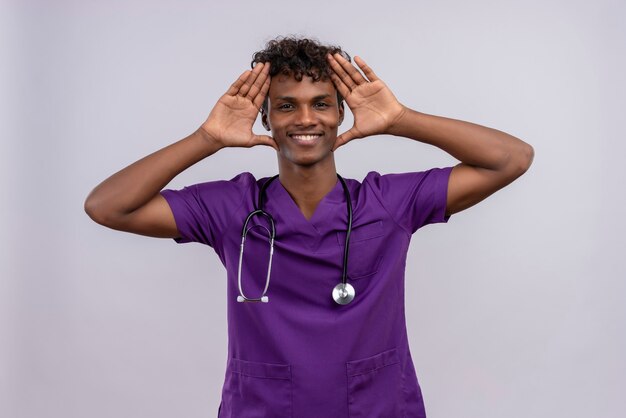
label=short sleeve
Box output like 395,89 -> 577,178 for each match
160,173 -> 255,247
365,167 -> 453,234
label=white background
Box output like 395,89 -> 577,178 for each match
2,0 -> 625,417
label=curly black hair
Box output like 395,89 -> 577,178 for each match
251,36 -> 351,112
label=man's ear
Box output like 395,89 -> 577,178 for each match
261,109 -> 271,131
338,101 -> 345,126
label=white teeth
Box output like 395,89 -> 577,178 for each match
291,134 -> 321,141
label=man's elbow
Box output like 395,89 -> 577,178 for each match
84,194 -> 120,228
506,142 -> 534,180
84,195 -> 105,225
517,142 -> 534,175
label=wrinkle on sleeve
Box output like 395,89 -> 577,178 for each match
160,173 -> 254,248
365,167 -> 453,234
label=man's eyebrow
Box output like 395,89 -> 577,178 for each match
276,94 -> 333,101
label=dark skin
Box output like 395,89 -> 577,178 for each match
261,73 -> 344,220
325,53 -> 535,216
84,56 -> 534,235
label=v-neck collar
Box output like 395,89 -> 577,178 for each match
262,177 -> 347,251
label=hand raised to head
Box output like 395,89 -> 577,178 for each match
201,62 -> 277,150
327,54 -> 406,151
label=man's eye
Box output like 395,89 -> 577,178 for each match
314,102 -> 329,109
279,104 -> 294,110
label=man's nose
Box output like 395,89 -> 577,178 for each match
295,106 -> 315,126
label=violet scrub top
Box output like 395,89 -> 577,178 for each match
161,167 -> 453,418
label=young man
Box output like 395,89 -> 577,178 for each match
85,37 -> 533,417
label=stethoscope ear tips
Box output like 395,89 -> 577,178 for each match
237,296 -> 244,302
261,296 -> 269,303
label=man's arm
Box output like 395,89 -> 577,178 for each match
327,53 -> 534,216
387,111 -> 534,216
84,129 -> 222,238
84,63 -> 275,238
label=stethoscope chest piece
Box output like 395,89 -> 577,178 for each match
332,282 -> 355,305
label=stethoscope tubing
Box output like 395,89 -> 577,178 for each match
237,174 -> 353,304
237,210 -> 275,303
337,175 -> 352,289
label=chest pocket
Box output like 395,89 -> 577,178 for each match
336,220 -> 385,280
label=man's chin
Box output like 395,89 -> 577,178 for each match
277,151 -> 335,169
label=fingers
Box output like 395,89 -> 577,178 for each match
238,62 -> 266,97
327,54 -> 359,91
328,53 -> 373,90
226,62 -> 270,101
328,71 -> 351,100
246,62 -> 270,98
252,75 -> 271,109
254,134 -> 278,151
226,70 -> 252,96
332,129 -> 359,152
354,56 -> 379,82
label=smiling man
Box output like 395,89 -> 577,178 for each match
85,37 -> 533,417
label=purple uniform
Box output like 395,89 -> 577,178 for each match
161,167 -> 452,418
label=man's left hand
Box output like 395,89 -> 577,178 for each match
327,53 -> 406,151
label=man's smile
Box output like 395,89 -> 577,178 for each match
288,133 -> 324,143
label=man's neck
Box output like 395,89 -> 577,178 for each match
278,160 -> 338,221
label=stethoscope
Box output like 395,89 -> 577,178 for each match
237,174 -> 355,305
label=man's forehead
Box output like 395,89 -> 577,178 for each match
268,74 -> 337,98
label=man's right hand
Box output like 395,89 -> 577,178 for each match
200,62 -> 277,150
85,63 -> 277,238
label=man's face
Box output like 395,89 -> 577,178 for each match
262,74 -> 344,169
